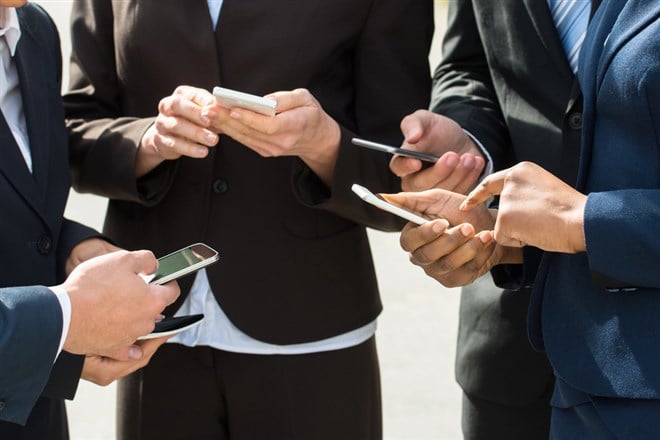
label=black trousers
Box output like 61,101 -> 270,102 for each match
117,337 -> 381,440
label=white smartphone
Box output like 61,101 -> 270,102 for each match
352,138 -> 439,163
351,184 -> 430,225
212,86 -> 277,116
148,242 -> 219,285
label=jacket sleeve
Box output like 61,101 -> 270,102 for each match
431,0 -> 510,171
0,287 -> 62,425
292,0 -> 434,231
64,0 -> 173,205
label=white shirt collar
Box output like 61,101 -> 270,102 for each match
0,7 -> 21,57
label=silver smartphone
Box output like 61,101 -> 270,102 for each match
149,242 -> 219,285
213,86 -> 277,116
351,184 -> 430,225
352,137 -> 439,163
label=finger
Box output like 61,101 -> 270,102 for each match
159,94 -> 210,128
409,223 -> 475,267
228,108 -> 278,135
128,250 -> 159,276
399,219 -> 450,253
389,155 -> 423,177
379,192 -> 439,218
102,344 -> 144,362
155,114 -> 218,147
394,152 -> 458,192
265,88 -> 312,113
152,131 -> 211,159
432,237 -> 495,287
451,155 -> 486,195
460,169 -> 508,210
150,281 -> 181,308
400,111 -> 427,144
432,154 -> 482,193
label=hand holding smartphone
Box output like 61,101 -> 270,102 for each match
138,242 -> 219,340
213,86 -> 277,116
351,184 -> 430,225
352,138 -> 439,163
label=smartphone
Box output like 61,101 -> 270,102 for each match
213,86 -> 277,116
138,314 -> 205,340
149,242 -> 219,285
351,184 -> 430,225
352,138 -> 439,163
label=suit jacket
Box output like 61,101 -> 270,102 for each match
528,0 -> 660,399
64,0 -> 433,344
0,3 -> 98,436
0,287 -> 61,425
431,0 -> 584,405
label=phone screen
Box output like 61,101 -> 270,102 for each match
150,243 -> 219,285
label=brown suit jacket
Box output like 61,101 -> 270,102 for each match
64,0 -> 433,344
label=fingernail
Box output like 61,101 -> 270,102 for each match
461,224 -> 474,237
155,314 -> 165,323
479,231 -> 494,244
461,155 -> 474,169
205,133 -> 217,144
431,219 -> 450,233
200,115 -> 210,125
229,111 -> 241,120
444,154 -> 459,168
128,345 -> 143,360
195,147 -> 208,156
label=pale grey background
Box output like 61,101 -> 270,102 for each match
33,1 -> 462,438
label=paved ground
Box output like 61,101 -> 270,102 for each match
40,2 -> 462,438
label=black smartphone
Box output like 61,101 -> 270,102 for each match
352,137 -> 439,163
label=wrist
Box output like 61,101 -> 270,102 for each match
136,125 -> 166,177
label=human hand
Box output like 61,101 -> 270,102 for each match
381,189 -> 518,286
60,250 -> 180,359
207,88 -> 341,185
389,110 -> 486,194
461,161 -> 587,253
137,85 -> 220,177
65,238 -> 121,276
81,336 -> 170,386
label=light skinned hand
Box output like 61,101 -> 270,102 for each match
81,336 -> 171,386
207,88 -> 341,185
460,161 -> 587,253
59,250 -> 179,359
389,110 -> 486,194
137,85 -> 220,177
65,238 -> 121,276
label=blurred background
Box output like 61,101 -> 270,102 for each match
33,1 -> 460,439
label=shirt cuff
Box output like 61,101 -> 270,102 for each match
49,285 -> 71,358
463,129 -> 493,178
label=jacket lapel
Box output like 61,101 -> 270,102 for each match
0,111 -> 41,207
14,8 -> 50,201
575,0 -> 627,189
522,0 -> 574,78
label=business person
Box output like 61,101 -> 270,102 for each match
0,2 -> 179,438
63,1 -> 433,438
0,251 -> 179,428
387,1 -> 598,438
459,1 -> 660,435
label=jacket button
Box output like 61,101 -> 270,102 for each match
568,112 -> 583,130
37,235 -> 52,255
212,179 -> 228,194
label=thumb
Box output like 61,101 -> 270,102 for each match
102,344 -> 144,362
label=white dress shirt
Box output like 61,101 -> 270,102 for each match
168,0 -> 377,354
1,6 -> 70,356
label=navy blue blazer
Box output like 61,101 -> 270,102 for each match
0,3 -> 99,432
0,287 -> 62,425
529,0 -> 660,399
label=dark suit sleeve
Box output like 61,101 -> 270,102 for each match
431,0 -> 510,171
292,0 -> 434,231
0,287 -> 62,425
65,0 -> 171,205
